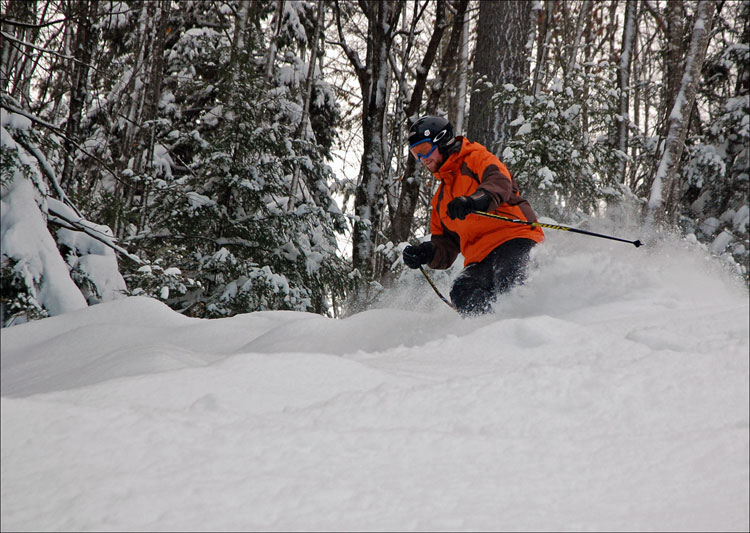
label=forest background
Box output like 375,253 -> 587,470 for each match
1,0 -> 748,326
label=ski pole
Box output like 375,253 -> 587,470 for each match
470,210 -> 643,248
418,266 -> 457,312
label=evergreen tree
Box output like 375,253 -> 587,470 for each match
493,68 -> 623,221
122,0 -> 351,317
1,97 -> 130,326
2,0 -> 352,326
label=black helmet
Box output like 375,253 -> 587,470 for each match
408,115 -> 455,153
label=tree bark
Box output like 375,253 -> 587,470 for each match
137,0 -> 171,230
390,0 -> 464,246
110,1 -> 169,237
662,0 -> 685,127
335,0 -> 403,299
647,0 -> 716,224
455,0 -> 471,132
532,0 -> 552,96
564,0 -> 593,77
1,0 -> 41,103
616,0 -> 637,184
60,0 -> 99,190
467,0 -> 532,154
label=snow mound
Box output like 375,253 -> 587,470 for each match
1,232 -> 748,532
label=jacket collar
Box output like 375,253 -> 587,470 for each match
435,136 -> 468,179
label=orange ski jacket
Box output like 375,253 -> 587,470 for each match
428,137 -> 544,269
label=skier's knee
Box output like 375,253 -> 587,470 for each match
450,284 -> 494,317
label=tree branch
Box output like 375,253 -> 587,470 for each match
642,0 -> 668,34
46,209 -> 143,264
0,17 -> 67,29
2,100 -> 128,187
0,30 -> 100,74
333,0 -> 367,88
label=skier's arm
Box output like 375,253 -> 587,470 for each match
475,163 -> 514,212
429,213 -> 460,269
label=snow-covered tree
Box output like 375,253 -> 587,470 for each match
1,102 -> 129,327
2,0 -> 352,325
495,70 -> 623,221
679,1 -> 749,277
117,0 -> 351,317
647,0 -> 717,224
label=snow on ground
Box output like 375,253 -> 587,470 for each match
1,227 -> 748,532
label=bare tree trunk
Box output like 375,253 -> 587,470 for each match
564,0 -> 592,77
467,0 -> 532,154
443,0 -> 470,132
455,0 -> 471,132
645,0 -> 685,196
578,1 -> 595,147
335,0 -> 403,302
616,0 -> 637,184
663,0 -> 685,127
1,0 -> 42,104
115,1 -> 149,216
629,23 -> 643,190
112,1 -> 169,237
532,0 -> 552,96
425,0 -> 468,118
390,0 -> 462,247
647,0 -> 716,224
230,0 -> 251,79
138,0 -> 171,230
61,0 -> 99,190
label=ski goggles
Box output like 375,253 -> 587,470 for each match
409,129 -> 448,160
409,139 -> 437,160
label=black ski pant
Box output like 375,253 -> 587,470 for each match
449,238 -> 537,316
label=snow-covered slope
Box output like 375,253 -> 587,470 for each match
2,231 -> 748,532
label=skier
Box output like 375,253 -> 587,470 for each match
402,115 -> 544,316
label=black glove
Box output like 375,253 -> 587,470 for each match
447,192 -> 491,220
403,242 -> 435,269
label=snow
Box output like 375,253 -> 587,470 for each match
185,191 -> 215,210
1,231 -> 749,532
563,103 -> 581,119
97,2 -> 130,30
1,174 -> 87,318
0,108 -> 31,131
669,94 -> 686,121
537,166 -> 555,188
700,217 -> 721,235
733,205 -> 749,232
516,123 -> 532,136
152,144 -> 174,177
711,230 -> 734,254
282,1 -> 309,45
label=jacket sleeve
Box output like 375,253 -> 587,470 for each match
475,156 -> 539,223
429,207 -> 460,270
474,157 -> 514,211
